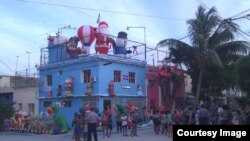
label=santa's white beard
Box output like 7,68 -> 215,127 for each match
98,27 -> 109,35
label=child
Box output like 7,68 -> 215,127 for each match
4,119 -> 11,135
166,111 -> 173,138
81,115 -> 88,141
107,115 -> 113,137
74,115 -> 82,141
121,113 -> 128,136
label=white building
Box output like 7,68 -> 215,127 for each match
0,75 -> 38,115
13,87 -> 38,115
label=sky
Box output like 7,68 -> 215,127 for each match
0,0 -> 250,76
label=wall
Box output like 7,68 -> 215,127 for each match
13,87 -> 39,115
0,76 -> 10,87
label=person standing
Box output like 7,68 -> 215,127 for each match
4,118 -> 11,134
166,111 -> 173,138
121,113 -> 128,136
198,104 -> 209,125
116,112 -> 122,133
107,115 -> 113,137
75,115 -> 82,141
81,114 -> 88,141
72,113 -> 78,139
87,107 -> 99,141
131,108 -> 140,137
101,111 -> 108,138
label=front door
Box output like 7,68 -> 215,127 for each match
103,99 -> 111,111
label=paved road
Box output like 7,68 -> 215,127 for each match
0,127 -> 172,141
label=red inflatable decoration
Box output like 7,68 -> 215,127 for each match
47,107 -> 53,114
95,21 -> 110,54
77,25 -> 95,54
108,80 -> 115,96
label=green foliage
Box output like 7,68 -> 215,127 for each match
237,56 -> 250,96
50,104 -> 60,113
0,100 -> 15,131
157,5 -> 250,103
202,65 -> 238,95
235,96 -> 250,108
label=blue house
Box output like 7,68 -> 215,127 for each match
38,36 -> 147,124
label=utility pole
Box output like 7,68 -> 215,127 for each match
15,56 -> 19,75
151,54 -> 155,66
127,26 -> 147,61
26,51 -> 31,77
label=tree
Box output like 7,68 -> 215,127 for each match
157,5 -> 249,106
0,100 -> 15,131
237,56 -> 250,96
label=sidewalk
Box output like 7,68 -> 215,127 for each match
0,125 -> 172,141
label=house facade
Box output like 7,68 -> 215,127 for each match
38,35 -> 147,124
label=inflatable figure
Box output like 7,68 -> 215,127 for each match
77,25 -> 95,54
48,104 -> 70,134
108,80 -> 115,96
47,32 -> 69,47
137,84 -> 143,96
114,104 -> 128,115
95,21 -> 110,54
47,86 -> 52,97
10,111 -> 26,131
53,35 -> 69,45
114,31 -> 128,56
85,82 -> 93,96
66,36 -> 81,58
64,76 -> 73,96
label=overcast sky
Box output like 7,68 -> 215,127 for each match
1,0 -> 250,76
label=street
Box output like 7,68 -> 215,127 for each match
0,127 -> 172,141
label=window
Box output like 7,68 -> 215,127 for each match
43,101 -> 52,107
83,97 -> 97,109
46,75 -> 52,86
129,72 -> 136,83
18,103 -> 23,111
64,101 -> 72,107
114,70 -> 121,82
57,70 -> 63,76
83,69 -> 91,83
28,103 -> 35,115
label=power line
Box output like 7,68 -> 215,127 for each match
228,8 -> 250,19
0,58 -> 15,74
236,28 -> 250,41
18,0 -> 185,21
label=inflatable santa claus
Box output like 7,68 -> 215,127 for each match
95,21 -> 110,54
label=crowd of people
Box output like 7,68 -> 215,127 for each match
71,102 -> 250,141
149,102 -> 250,138
71,105 -> 142,141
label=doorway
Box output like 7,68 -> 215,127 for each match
103,99 -> 111,111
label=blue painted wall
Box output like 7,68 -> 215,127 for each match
39,45 -> 146,125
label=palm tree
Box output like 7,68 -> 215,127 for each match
157,5 -> 250,106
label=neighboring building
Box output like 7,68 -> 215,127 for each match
38,33 -> 147,124
0,75 -> 11,87
146,65 -> 185,111
0,75 -> 38,115
146,65 -> 160,111
13,87 -> 38,115
0,76 -> 14,104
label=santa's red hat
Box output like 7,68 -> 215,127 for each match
99,21 -> 109,28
